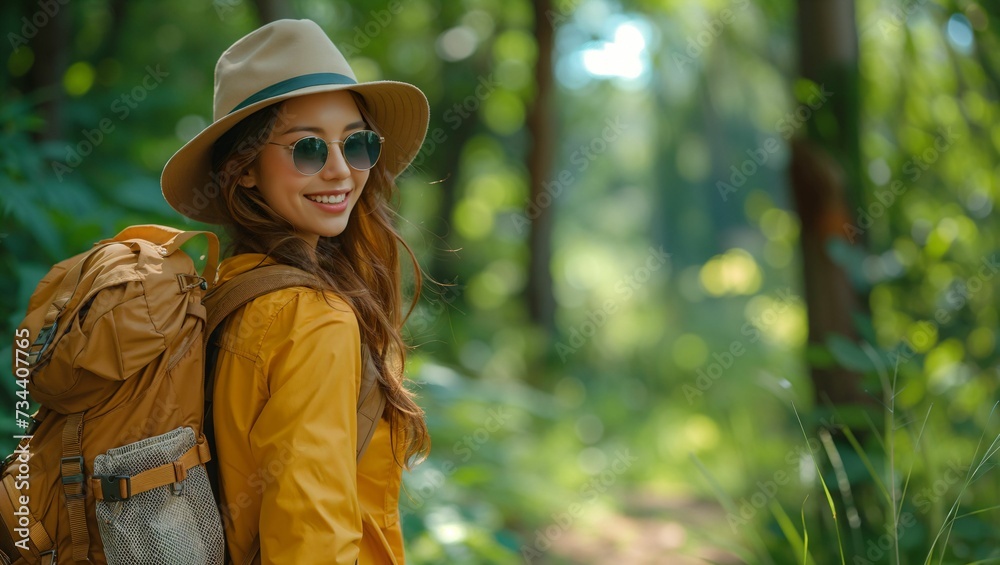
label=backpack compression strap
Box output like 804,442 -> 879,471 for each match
202,264 -> 387,565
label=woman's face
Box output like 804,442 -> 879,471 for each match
241,90 -> 371,247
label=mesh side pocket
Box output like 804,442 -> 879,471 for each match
93,427 -> 224,565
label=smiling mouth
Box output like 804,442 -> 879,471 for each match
305,193 -> 347,204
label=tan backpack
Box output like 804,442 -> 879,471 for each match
2,225 -> 385,565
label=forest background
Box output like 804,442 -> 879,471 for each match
2,0 -> 999,563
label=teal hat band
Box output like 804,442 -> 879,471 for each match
229,72 -> 357,114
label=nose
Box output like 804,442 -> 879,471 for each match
319,141 -> 352,180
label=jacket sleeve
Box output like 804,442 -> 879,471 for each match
249,291 -> 363,564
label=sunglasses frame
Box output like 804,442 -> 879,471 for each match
268,129 -> 386,174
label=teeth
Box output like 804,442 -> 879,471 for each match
306,193 -> 347,204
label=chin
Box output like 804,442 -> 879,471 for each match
317,226 -> 349,239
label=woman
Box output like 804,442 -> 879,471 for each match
160,19 -> 431,564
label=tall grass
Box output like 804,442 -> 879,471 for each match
695,355 -> 1000,565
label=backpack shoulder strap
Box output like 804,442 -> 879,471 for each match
204,263 -> 386,565
203,264 -> 385,457
203,264 -> 319,337
356,345 -> 387,461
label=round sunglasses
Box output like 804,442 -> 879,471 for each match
268,130 -> 385,174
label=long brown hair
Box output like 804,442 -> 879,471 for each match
209,91 -> 429,467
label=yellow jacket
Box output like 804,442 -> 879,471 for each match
211,253 -> 405,564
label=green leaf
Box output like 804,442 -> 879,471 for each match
769,499 -> 808,564
793,404 -> 846,565
805,342 -> 836,369
851,311 -> 878,345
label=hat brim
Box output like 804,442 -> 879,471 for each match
160,80 -> 429,224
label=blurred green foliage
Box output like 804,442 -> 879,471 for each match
2,0 -> 999,563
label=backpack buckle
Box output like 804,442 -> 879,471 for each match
177,273 -> 208,293
59,456 -> 85,485
26,416 -> 41,435
26,321 -> 58,366
98,475 -> 132,502
170,480 -> 185,497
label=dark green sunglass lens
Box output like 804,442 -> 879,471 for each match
343,131 -> 382,170
292,137 -> 328,174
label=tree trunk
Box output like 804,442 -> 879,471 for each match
20,0 -> 71,142
92,0 -> 130,63
525,0 -> 556,332
792,0 -> 871,407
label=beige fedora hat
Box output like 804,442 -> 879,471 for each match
161,18 -> 429,224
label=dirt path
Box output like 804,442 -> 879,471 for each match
540,493 -> 745,564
